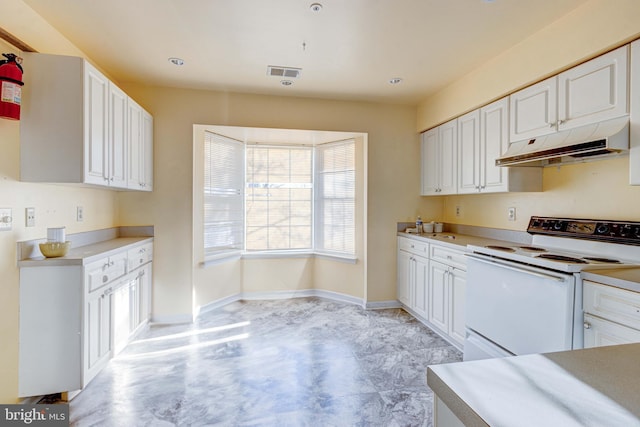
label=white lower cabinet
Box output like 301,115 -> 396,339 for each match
85,284 -> 113,386
583,280 -> 640,348
397,236 -> 466,348
429,260 -> 467,347
19,239 -> 153,398
397,237 -> 429,319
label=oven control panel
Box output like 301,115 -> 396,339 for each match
528,216 -> 640,245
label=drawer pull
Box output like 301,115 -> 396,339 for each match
102,275 -> 109,283
584,322 -> 591,330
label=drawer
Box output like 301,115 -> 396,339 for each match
128,242 -> 153,271
430,244 -> 467,270
398,236 -> 428,256
584,313 -> 640,348
85,251 -> 128,293
584,280 -> 640,330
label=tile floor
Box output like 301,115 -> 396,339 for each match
69,297 -> 462,426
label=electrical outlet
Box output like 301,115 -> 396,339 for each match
0,208 -> 12,231
25,207 -> 35,227
77,206 -> 84,222
508,207 -> 516,221
455,205 -> 461,217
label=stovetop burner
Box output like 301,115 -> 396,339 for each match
485,245 -> 515,252
536,254 -> 588,264
518,246 -> 547,252
582,257 -> 621,264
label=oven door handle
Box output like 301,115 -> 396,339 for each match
466,253 -> 569,282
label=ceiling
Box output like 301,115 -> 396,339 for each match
23,0 -> 589,106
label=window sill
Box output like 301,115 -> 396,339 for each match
201,250 -> 357,266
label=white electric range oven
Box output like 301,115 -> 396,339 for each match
464,216 -> 640,361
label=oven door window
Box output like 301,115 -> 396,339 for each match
466,255 -> 575,355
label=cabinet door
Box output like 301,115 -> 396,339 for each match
558,45 -> 629,130
397,249 -> 411,306
429,261 -> 449,333
421,128 -> 439,195
584,314 -> 640,348
631,40 -> 640,185
480,98 -> 509,192
448,268 -> 466,346
84,288 -> 112,387
438,119 -> 458,195
108,83 -> 128,188
139,263 -> 153,323
142,110 -> 154,191
412,255 -> 429,320
127,99 -> 144,190
457,110 -> 480,194
509,76 -> 557,142
83,62 -> 110,186
113,280 -> 132,355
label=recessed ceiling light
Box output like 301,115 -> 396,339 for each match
168,57 -> 185,66
310,3 -> 322,12
389,77 -> 403,85
281,80 -> 293,86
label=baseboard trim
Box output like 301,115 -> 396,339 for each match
150,313 -> 193,325
197,289 -> 371,315
365,300 -> 402,310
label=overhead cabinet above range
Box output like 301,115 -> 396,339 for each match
20,53 -> 153,191
509,45 -> 629,143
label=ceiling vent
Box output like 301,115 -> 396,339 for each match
267,66 -> 302,79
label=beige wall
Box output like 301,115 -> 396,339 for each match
118,85 -> 421,319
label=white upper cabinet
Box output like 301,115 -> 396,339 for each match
127,99 -> 153,191
630,40 -> 640,185
107,80 -> 129,189
558,45 -> 629,130
421,119 -> 457,195
510,45 -> 629,143
83,64 -> 110,186
457,110 -> 481,194
459,98 -> 542,194
509,76 -> 557,142
20,53 -> 153,191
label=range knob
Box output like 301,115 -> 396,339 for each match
596,224 -> 610,235
620,224 -> 631,237
553,221 -> 566,231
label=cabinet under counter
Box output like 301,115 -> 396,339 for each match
17,227 -> 153,399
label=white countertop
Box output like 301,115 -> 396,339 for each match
397,231 -> 519,252
18,236 -> 153,267
427,343 -> 640,427
582,268 -> 640,293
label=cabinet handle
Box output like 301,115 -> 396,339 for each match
139,248 -> 147,253
549,122 -> 556,128
103,287 -> 113,297
583,322 -> 591,330
557,119 -> 565,126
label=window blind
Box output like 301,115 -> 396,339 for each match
203,132 -> 244,255
315,140 -> 356,255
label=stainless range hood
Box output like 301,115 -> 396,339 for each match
496,116 -> 629,167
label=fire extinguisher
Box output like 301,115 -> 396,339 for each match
0,53 -> 24,120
